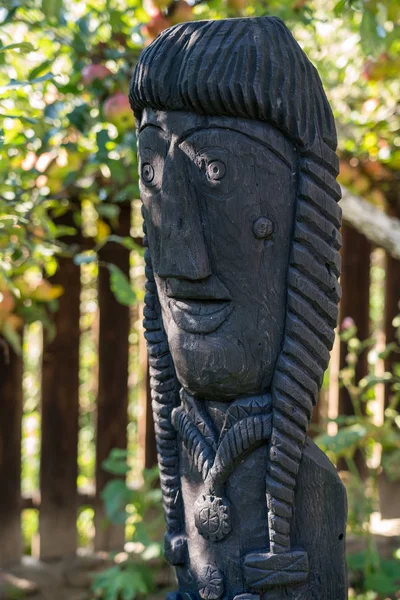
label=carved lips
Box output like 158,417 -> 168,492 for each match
169,299 -> 233,334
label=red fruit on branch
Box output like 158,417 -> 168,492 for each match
82,63 -> 111,86
103,92 -> 135,132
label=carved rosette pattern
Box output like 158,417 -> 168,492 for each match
198,565 -> 224,600
194,495 -> 231,542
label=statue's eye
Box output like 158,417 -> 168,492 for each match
206,160 -> 226,181
141,162 -> 155,184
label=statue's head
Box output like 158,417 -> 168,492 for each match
130,15 -> 342,556
130,17 -> 339,401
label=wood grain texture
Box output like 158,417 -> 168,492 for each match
40,211 -> 80,559
0,342 -> 23,566
94,203 -> 131,551
130,15 -> 346,599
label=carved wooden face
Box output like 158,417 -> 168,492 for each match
138,109 -> 297,400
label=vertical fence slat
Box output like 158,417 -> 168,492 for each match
0,342 -> 23,566
384,199 -> 400,408
138,331 -> 157,469
95,203 -> 131,551
338,224 -> 371,472
40,212 -> 81,559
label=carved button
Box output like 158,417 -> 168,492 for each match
194,495 -> 231,542
252,216 -> 273,240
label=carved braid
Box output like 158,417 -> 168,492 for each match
266,142 -> 341,553
142,221 -> 184,536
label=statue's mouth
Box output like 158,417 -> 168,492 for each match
169,299 -> 233,334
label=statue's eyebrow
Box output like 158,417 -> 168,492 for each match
138,122 -> 165,134
177,126 -> 293,169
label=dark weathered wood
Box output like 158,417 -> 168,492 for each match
130,16 -> 345,599
22,491 -> 95,511
338,224 -> 371,474
94,204 -> 131,551
384,197 -> 400,408
40,211 -> 81,559
379,195 -> 400,518
0,341 -> 23,566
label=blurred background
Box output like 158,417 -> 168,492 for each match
0,0 -> 399,599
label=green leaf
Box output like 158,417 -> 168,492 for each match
108,264 -> 136,306
382,449 -> 400,482
67,103 -> 90,133
29,59 -> 53,81
315,424 -> 368,457
365,571 -> 399,595
41,0 -> 63,22
96,129 -> 110,160
96,203 -> 120,220
115,184 -> 140,203
102,448 -> 130,476
0,42 -> 35,53
106,235 -> 137,250
347,551 -> 367,572
73,253 -> 96,265
101,479 -> 131,525
2,321 -> 22,355
0,114 -> 38,124
1,72 -> 54,91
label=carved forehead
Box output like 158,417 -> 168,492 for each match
139,109 -> 295,166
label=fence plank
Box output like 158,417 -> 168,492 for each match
138,331 -> 157,469
384,199 -> 400,408
0,342 -> 23,566
338,224 -> 371,473
94,204 -> 131,551
40,211 -> 81,559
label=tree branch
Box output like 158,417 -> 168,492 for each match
340,186 -> 400,260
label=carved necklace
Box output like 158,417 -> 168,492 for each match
171,390 -> 272,543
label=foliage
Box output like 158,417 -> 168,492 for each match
315,316 -> 400,598
0,0 -> 399,350
91,449 -> 163,600
0,1 -> 399,596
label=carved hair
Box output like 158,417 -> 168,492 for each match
131,16 -> 341,555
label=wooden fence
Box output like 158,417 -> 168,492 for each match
0,205 -> 399,567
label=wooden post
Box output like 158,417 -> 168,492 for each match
0,341 -> 23,566
138,329 -> 157,469
40,210 -> 81,559
384,196 -> 400,407
337,224 -> 371,473
94,203 -> 131,551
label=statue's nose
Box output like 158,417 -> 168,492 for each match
156,158 -> 211,281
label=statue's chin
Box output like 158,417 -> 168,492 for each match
167,325 -> 272,401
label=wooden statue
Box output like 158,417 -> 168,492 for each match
129,16 -> 347,600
